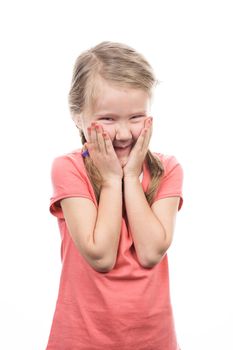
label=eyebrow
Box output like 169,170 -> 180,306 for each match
95,111 -> 147,118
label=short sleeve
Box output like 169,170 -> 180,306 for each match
153,155 -> 184,211
49,155 -> 94,219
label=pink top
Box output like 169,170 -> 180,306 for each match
46,149 -> 184,350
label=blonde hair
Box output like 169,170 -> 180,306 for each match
68,41 -> 164,205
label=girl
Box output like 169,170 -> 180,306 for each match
46,41 -> 183,350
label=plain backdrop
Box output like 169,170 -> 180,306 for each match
0,0 -> 232,349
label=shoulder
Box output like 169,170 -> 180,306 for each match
150,151 -> 184,210
49,149 -> 95,218
152,151 -> 183,175
51,148 -> 86,174
50,148 -> 91,187
52,148 -> 83,164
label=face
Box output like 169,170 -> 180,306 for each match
78,80 -> 151,167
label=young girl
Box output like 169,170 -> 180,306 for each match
46,41 -> 183,350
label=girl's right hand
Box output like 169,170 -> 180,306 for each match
85,122 -> 123,184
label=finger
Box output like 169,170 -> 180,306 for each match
144,116 -> 152,128
87,125 -> 99,157
142,119 -> 153,149
87,124 -> 95,143
141,117 -> 152,145
133,127 -> 148,152
102,131 -> 115,155
142,130 -> 152,153
95,124 -> 107,154
89,122 -> 100,152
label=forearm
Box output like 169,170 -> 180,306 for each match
124,176 -> 167,267
92,179 -> 122,266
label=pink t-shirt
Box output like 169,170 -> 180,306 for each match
46,149 -> 183,350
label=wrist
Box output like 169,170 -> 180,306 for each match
123,174 -> 140,182
102,177 -> 123,188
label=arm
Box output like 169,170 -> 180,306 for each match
61,122 -> 124,273
61,178 -> 122,273
123,176 -> 180,268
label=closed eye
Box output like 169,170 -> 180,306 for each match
131,115 -> 145,119
97,115 -> 145,121
97,117 -> 114,122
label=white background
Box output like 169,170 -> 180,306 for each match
0,0 -> 232,349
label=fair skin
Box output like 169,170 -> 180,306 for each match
79,80 -> 151,169
60,80 -> 180,272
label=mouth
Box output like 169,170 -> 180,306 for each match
114,143 -> 133,149
114,145 -> 132,152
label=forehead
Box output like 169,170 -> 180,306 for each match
92,81 -> 150,116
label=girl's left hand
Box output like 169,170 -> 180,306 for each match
123,117 -> 153,178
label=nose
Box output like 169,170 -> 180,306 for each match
115,123 -> 132,141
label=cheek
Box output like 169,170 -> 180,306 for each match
93,123 -> 144,142
84,123 -> 115,142
132,123 -> 144,140
99,124 -> 115,141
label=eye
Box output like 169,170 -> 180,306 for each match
98,117 -> 114,121
131,115 -> 145,120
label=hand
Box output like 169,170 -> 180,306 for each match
85,122 -> 123,184
123,117 -> 153,179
